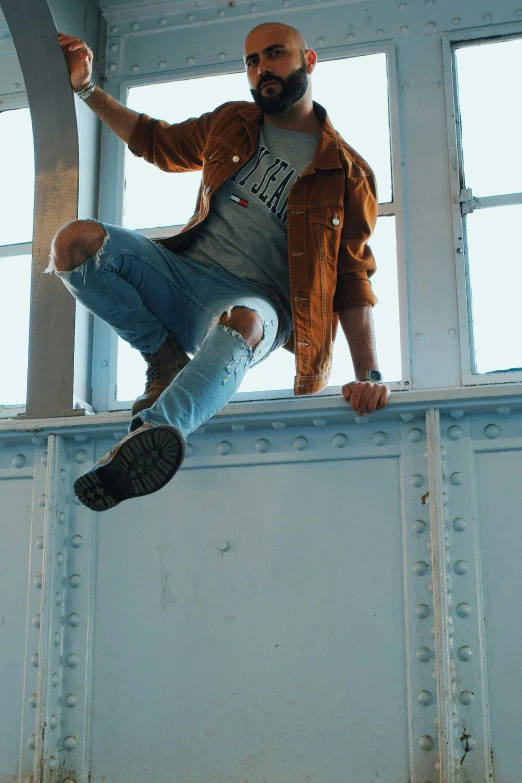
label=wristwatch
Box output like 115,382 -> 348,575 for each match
359,369 -> 383,382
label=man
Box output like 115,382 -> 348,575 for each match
53,22 -> 390,512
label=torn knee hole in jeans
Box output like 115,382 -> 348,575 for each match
46,227 -> 110,281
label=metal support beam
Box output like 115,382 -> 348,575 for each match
1,0 -> 79,418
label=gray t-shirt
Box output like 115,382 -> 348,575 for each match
182,122 -> 319,319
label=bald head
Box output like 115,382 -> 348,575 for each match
244,22 -> 308,58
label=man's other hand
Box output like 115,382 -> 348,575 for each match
342,381 -> 390,416
58,33 -> 93,92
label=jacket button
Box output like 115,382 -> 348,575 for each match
332,217 -> 340,226
232,155 -> 240,163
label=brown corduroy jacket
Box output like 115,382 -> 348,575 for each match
128,99 -> 378,395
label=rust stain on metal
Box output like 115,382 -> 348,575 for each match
421,491 -> 429,505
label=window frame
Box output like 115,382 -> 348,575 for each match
442,24 -> 522,386
0,97 -> 32,418
93,41 -> 410,412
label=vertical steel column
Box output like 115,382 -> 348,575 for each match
1,0 -> 79,418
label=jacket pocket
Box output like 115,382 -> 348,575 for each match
308,206 -> 343,265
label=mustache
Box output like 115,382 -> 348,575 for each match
257,77 -> 283,90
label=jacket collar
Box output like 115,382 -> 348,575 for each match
238,100 -> 342,171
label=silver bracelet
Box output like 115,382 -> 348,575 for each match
75,81 -> 96,100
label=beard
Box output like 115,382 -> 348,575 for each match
250,61 -> 309,115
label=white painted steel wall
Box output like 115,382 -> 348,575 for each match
2,0 -> 522,782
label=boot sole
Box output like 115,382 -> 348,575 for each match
73,425 -> 186,512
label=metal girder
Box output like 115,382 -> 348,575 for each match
1,0 -> 79,419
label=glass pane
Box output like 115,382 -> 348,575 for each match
0,255 -> 31,406
116,215 -> 401,401
123,52 -> 391,230
456,38 -> 522,197
466,205 -> 522,374
0,108 -> 34,244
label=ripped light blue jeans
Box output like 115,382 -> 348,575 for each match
54,222 -> 293,436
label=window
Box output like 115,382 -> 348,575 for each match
114,50 -> 403,406
453,37 -> 522,378
0,107 -> 34,409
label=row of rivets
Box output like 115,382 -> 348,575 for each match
185,431 -> 392,457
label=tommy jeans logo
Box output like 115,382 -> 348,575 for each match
230,194 -> 249,208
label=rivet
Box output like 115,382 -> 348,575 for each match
483,13 -> 492,20
416,647 -> 431,662
34,574 -> 42,589
443,491 -> 448,505
187,57 -> 195,65
231,424 -> 245,431
66,653 -> 79,668
454,559 -> 469,575
109,63 -> 117,71
282,0 -> 290,6
65,693 -> 78,707
186,14 -> 194,21
312,418 -> 327,427
109,43 -> 117,51
63,735 -> 77,750
60,468 -> 67,482
402,83 -> 410,91
159,60 -> 167,68
69,613 -> 81,626
159,17 -> 167,25
12,454 -> 26,468
217,440 -> 232,455
74,434 -> 88,443
50,715 -> 59,729
460,690 -> 475,705
27,734 -> 36,749
101,359 -> 109,367
71,535 -> 83,548
407,427 -> 423,442
400,413 -> 415,422
332,433 -> 347,448
293,436 -> 308,451
74,449 -> 88,464
425,0 -> 434,5
218,52 -> 226,61
218,9 -> 225,16
496,406 -> 511,415
38,494 -> 46,507
113,431 -> 125,441
410,474 -> 424,487
413,519 -> 427,534
48,757 -> 58,770
57,552 -> 64,566
458,645 -> 473,662
31,436 -> 45,446
413,560 -> 429,576
453,517 -> 466,531
448,327 -> 456,335
250,3 -> 258,10
12,82 -> 20,89
400,26 -> 409,33
375,29 -> 384,36
55,592 -> 63,606
452,17 -> 461,24
515,8 -> 522,16
255,438 -> 269,453
457,602 -> 471,618
36,536 -> 44,549
355,415 -> 371,424
69,574 -> 82,588
415,332 -> 423,341
111,25 -> 119,32
59,512 -> 66,525
217,540 -> 229,551
31,653 -> 39,667
316,37 -> 324,44
346,33 -> 354,39
63,779 -> 76,783
32,613 -> 40,628
132,22 -> 139,30
54,632 -> 61,646
271,421 -> 286,429
29,693 -> 37,708
426,21 -> 436,28
73,495 -> 82,505
372,431 -> 387,446
485,424 -> 500,439
131,65 -> 139,73
52,673 -> 59,687
415,604 -> 430,618
450,471 -> 464,485
449,409 -> 465,419
398,2 -> 407,8
419,735 -> 434,751
185,444 -> 194,458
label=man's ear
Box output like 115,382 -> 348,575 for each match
306,48 -> 317,74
